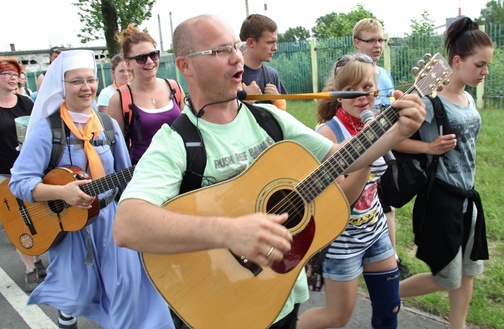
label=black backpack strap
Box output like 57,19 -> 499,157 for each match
128,104 -> 142,144
47,110 -> 116,172
426,95 -> 447,172
173,103 -> 283,194
163,78 -> 183,107
47,110 -> 66,171
171,114 -> 206,194
243,102 -> 283,142
93,112 -> 116,151
416,96 -> 447,222
425,95 -> 447,186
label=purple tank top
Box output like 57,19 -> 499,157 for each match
129,101 -> 181,163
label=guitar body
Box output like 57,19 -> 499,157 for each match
0,166 -> 97,256
142,141 -> 350,329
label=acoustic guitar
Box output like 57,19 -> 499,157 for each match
0,165 -> 135,256
141,53 -> 452,329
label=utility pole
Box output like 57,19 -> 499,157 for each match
158,14 -> 164,53
169,11 -> 174,50
169,11 -> 181,83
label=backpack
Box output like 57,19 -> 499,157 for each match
118,78 -> 183,145
378,96 -> 447,208
46,109 -> 116,171
171,102 -> 283,194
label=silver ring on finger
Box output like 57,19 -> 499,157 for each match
266,246 -> 274,258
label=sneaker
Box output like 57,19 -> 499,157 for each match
58,310 -> 78,329
34,259 -> 47,279
24,270 -> 39,292
397,259 -> 413,280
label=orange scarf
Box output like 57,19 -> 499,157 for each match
60,103 -> 106,179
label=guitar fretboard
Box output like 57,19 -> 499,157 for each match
80,165 -> 135,196
296,104 -> 401,203
294,52 -> 452,203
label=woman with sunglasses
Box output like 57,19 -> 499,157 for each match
297,53 -> 402,329
108,24 -> 185,164
8,50 -> 174,329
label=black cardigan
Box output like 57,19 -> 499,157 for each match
412,179 -> 488,275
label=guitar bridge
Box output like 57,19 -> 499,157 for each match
231,253 -> 262,276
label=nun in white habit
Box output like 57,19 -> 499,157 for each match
9,49 -> 174,329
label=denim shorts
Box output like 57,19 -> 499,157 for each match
322,232 -> 395,281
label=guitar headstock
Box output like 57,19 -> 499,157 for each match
410,53 -> 452,98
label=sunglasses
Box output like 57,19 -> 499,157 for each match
335,53 -> 374,69
127,50 -> 160,64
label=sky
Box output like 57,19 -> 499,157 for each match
0,0 -> 490,52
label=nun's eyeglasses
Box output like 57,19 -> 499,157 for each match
64,78 -> 99,86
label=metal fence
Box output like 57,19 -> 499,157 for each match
271,23 -> 504,110
25,23 -> 504,109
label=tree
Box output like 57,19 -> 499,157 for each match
409,10 -> 436,39
279,26 -> 311,42
311,4 -> 379,39
73,0 -> 155,58
478,0 -> 504,25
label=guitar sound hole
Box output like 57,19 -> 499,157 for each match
266,189 -> 305,229
48,200 -> 65,214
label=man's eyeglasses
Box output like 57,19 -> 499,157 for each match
335,53 -> 374,69
0,72 -> 20,79
357,38 -> 387,45
127,50 -> 160,64
63,78 -> 100,86
186,41 -> 247,58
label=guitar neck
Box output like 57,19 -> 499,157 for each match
80,165 -> 135,196
296,86 -> 420,203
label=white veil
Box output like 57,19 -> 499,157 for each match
25,49 -> 97,138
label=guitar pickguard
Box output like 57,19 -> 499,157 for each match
256,178 -> 315,274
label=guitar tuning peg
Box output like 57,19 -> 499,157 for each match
431,91 -> 437,98
443,79 -> 450,85
423,53 -> 432,62
417,59 -> 426,68
411,66 -> 419,75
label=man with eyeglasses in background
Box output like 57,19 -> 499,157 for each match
353,18 -> 414,280
239,14 -> 288,110
113,14 -> 426,329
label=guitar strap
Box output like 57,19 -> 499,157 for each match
171,102 -> 283,194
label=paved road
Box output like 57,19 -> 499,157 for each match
1,222 -> 447,329
0,223 -> 100,329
